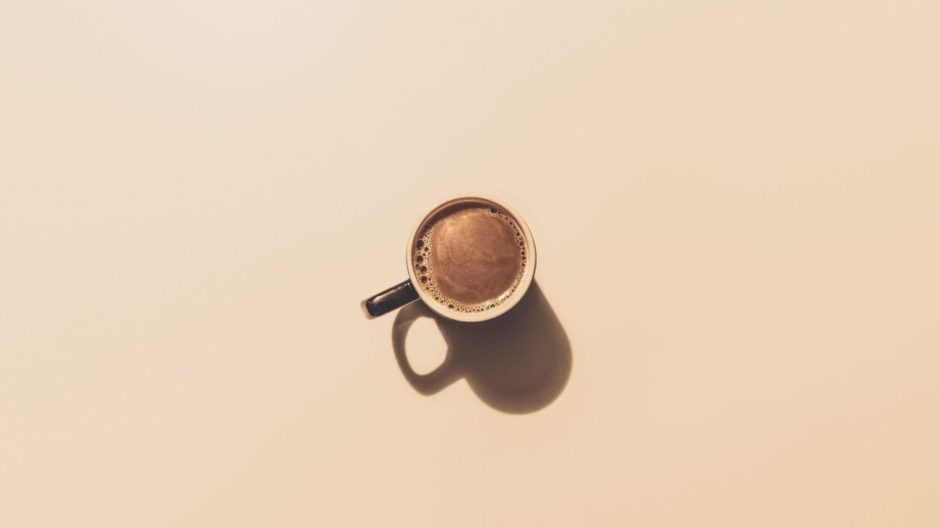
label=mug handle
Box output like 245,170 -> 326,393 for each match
362,280 -> 420,318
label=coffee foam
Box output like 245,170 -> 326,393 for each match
412,201 -> 528,314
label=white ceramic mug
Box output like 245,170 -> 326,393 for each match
363,195 -> 537,322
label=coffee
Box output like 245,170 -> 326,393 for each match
412,199 -> 528,313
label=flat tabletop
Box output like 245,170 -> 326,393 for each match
2,1 -> 939,526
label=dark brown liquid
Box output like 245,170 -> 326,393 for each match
412,199 -> 527,313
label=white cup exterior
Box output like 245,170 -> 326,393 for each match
405,196 -> 536,323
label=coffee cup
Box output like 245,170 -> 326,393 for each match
363,196 -> 537,322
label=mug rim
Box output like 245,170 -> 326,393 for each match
405,194 -> 537,323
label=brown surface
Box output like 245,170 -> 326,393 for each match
2,1 -> 939,527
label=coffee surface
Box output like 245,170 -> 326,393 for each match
413,200 -> 527,313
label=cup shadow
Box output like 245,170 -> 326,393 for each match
392,281 -> 572,414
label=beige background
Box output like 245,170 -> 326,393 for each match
2,1 -> 939,526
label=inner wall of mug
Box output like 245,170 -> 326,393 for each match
406,196 -> 536,323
